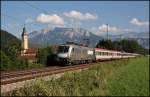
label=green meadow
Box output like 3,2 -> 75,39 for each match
3,56 -> 149,96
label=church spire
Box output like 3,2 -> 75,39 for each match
23,24 -> 26,33
22,24 -> 27,36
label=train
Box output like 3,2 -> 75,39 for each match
56,43 -> 139,65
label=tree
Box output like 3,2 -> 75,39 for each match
96,39 -> 114,50
0,50 -> 11,71
36,47 -> 53,65
96,39 -> 149,55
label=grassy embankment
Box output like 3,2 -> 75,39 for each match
3,56 -> 149,96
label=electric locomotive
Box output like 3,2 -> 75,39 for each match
56,44 -> 95,65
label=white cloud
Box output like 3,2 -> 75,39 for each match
96,24 -> 133,36
130,18 -> 149,26
98,24 -> 121,33
63,10 -> 97,21
8,22 -> 20,28
36,13 -> 64,26
25,17 -> 34,24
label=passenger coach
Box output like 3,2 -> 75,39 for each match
95,48 -> 138,61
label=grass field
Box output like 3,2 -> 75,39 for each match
107,56 -> 149,96
3,56 -> 149,96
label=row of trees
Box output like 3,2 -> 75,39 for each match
1,50 -> 29,71
96,39 -> 149,55
1,29 -> 29,71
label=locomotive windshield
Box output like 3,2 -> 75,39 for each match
58,46 -> 69,53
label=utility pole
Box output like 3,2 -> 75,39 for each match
83,38 -> 89,47
119,34 -> 122,40
106,24 -> 109,40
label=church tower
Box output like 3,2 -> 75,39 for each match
21,25 -> 28,54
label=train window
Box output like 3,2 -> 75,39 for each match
99,52 -> 101,55
58,46 -> 69,53
103,52 -> 105,55
106,52 -> 108,56
96,52 -> 100,55
95,52 -> 98,55
106,52 -> 108,55
98,52 -> 100,55
103,52 -> 106,55
72,48 -> 74,52
100,52 -> 102,55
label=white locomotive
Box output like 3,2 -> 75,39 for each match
57,44 -> 95,64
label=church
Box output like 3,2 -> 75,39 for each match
20,26 -> 38,63
20,26 -> 60,64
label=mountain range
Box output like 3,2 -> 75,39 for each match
109,32 -> 149,49
29,27 -> 149,49
29,27 -> 102,47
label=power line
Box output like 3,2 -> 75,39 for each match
23,1 -> 50,14
1,13 -> 22,23
2,12 -> 42,29
2,2 -> 55,36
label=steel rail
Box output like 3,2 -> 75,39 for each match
1,64 -> 90,85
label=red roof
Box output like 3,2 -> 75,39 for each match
20,55 -> 36,60
19,48 -> 38,60
24,48 -> 38,54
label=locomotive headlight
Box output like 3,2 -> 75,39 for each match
57,53 -> 68,58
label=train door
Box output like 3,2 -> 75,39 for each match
70,46 -> 79,63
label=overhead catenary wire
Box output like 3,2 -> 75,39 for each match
1,13 -> 24,28
2,13 -> 22,23
23,1 -> 50,14
22,2 -> 52,46
1,13 -> 38,29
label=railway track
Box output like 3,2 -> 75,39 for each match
1,59 -> 123,86
1,66 -> 59,79
1,64 -> 91,85
1,59 -> 130,93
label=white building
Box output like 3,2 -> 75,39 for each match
21,26 -> 28,54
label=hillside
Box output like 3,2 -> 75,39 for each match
1,29 -> 21,47
0,29 -> 21,54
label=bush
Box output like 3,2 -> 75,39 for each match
36,47 -> 55,65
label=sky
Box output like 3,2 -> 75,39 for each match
1,1 -> 149,38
